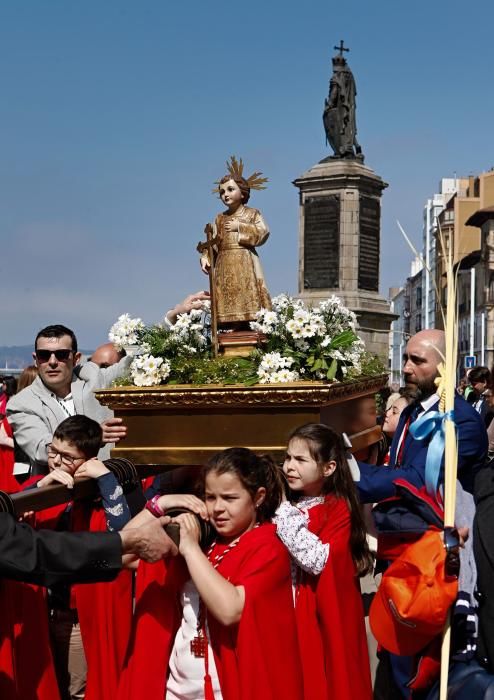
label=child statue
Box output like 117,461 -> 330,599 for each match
199,157 -> 272,332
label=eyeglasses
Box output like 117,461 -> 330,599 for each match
35,349 -> 74,363
47,444 -> 85,467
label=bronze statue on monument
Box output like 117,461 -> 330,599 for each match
323,40 -> 363,162
197,156 -> 272,356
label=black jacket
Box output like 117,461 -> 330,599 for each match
474,462 -> 494,671
0,513 -> 122,586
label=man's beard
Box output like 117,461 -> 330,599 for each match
404,378 -> 437,402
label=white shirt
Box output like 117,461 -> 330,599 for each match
274,496 -> 329,599
166,579 -> 222,700
51,392 -> 76,418
393,393 -> 440,460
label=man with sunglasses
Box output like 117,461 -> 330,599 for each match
7,324 -> 132,475
7,292 -> 211,476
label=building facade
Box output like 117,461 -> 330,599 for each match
422,178 -> 465,330
435,169 -> 494,371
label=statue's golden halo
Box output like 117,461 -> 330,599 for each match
212,155 -> 268,195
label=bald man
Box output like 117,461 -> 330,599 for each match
355,329 -> 487,502
90,343 -> 122,368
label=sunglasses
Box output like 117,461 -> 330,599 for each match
35,349 -> 74,363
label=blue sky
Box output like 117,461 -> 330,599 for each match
1,0 -> 493,347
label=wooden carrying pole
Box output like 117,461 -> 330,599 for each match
439,233 -> 459,700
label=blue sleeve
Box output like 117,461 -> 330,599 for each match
96,472 -> 131,532
356,460 -> 425,503
356,396 -> 488,503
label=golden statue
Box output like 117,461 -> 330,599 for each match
198,157 -> 272,344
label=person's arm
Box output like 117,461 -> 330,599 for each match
237,210 -> 269,247
0,512 -> 177,586
6,402 -> 51,465
487,419 -> 494,455
356,400 -> 489,502
79,354 -> 132,387
273,502 -> 329,575
0,511 -> 122,585
355,459 -> 426,503
164,291 -> 210,326
175,513 -> 245,626
75,458 -> 131,531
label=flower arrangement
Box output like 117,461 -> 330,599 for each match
251,294 -> 365,383
110,295 -> 383,388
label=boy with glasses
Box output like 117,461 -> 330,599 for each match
23,414 -> 142,700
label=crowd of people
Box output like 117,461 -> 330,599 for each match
0,315 -> 494,699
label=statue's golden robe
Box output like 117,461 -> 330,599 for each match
209,205 -> 272,324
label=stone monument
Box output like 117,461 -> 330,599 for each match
293,42 -> 395,359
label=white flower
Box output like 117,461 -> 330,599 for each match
321,335 -> 331,348
267,369 -> 299,384
250,321 -> 263,333
260,352 -> 283,371
301,325 -> 316,339
286,320 -> 304,339
293,308 -> 310,324
130,354 -> 170,387
109,313 -> 144,350
271,294 -> 292,311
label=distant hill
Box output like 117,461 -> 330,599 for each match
0,345 -> 94,371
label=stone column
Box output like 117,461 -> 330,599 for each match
293,158 -> 396,359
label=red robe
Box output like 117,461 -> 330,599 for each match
118,523 -> 304,700
0,419 -> 19,493
294,496 -> 372,700
0,579 -> 61,700
0,482 -> 132,700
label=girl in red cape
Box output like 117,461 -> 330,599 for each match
274,423 -> 374,700
118,448 -> 304,700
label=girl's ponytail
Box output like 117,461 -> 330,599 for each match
256,454 -> 285,522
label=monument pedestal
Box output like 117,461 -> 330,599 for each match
95,375 -> 387,467
293,158 -> 396,359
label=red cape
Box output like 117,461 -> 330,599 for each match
74,507 -> 133,700
0,419 -> 19,493
0,478 -> 62,700
295,495 -> 372,700
0,579 -> 60,700
0,481 -> 132,700
118,523 -> 304,700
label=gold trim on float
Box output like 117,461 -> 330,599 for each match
95,375 -> 388,409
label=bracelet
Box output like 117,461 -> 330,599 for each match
145,495 -> 165,518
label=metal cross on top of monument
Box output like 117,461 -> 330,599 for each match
323,40 -> 363,162
334,39 -> 349,56
293,40 -> 396,360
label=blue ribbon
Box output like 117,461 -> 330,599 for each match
408,409 -> 456,496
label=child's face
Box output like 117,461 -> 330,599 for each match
47,438 -> 86,475
382,396 -> 408,437
219,179 -> 243,209
283,438 -> 336,497
205,470 -> 264,543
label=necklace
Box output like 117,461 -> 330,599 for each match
190,524 -> 259,658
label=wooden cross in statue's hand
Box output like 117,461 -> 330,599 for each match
197,223 -> 218,356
